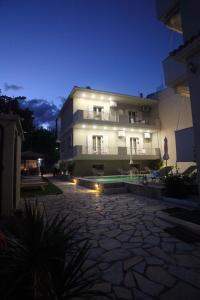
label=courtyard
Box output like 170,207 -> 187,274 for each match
31,176 -> 200,300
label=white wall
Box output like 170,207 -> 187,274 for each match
73,96 -> 111,114
156,88 -> 194,171
73,127 -> 159,154
73,96 -> 159,120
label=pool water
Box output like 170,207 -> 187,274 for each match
85,175 -> 142,184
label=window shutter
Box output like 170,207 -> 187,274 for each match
87,135 -> 93,154
102,135 -> 109,154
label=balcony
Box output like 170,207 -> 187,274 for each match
73,145 -> 160,160
73,110 -> 160,128
163,56 -> 189,96
74,110 -> 118,123
156,0 -> 182,33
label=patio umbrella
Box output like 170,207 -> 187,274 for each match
163,136 -> 169,167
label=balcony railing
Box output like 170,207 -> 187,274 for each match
83,110 -> 118,122
73,110 -> 160,127
127,148 -> 159,156
163,56 -> 187,88
73,145 -> 160,157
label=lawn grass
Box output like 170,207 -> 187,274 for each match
21,178 -> 63,198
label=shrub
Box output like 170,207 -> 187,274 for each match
59,161 -> 68,175
0,201 -> 99,300
163,174 -> 191,199
67,160 -> 75,176
148,159 -> 163,171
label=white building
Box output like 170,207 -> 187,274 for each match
58,87 -> 161,176
156,0 -> 200,192
149,87 -> 194,172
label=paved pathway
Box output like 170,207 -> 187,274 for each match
31,177 -> 200,299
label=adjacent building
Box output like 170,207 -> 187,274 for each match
156,0 -> 200,193
58,87 -> 161,176
0,114 -> 24,216
149,87 -> 194,171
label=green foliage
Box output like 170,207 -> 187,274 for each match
59,161 -> 75,176
148,159 -> 164,171
163,174 -> 192,199
0,201 -> 98,299
23,128 -> 59,164
59,161 -> 68,172
0,94 -> 34,132
0,94 -> 58,164
67,160 -> 75,175
21,178 -> 62,198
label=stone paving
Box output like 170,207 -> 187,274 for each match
31,177 -> 200,300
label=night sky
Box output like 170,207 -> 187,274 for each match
0,0 -> 182,125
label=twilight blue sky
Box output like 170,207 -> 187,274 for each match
0,0 -> 182,109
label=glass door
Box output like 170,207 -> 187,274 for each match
93,136 -> 103,154
130,137 -> 138,154
93,106 -> 103,120
129,111 -> 136,124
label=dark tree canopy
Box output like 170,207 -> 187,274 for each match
22,128 -> 59,164
0,94 -> 34,132
0,94 -> 59,165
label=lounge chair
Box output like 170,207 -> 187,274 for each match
181,165 -> 196,177
139,166 -> 151,174
21,175 -> 48,191
149,166 -> 173,182
118,168 -> 130,175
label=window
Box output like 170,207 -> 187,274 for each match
129,111 -> 136,123
92,164 -> 104,170
93,106 -> 103,119
130,137 -> 139,154
92,135 -> 103,154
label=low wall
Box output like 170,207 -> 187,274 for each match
76,177 -> 124,193
125,182 -> 164,199
76,176 -> 164,199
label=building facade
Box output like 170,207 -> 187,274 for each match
0,114 -> 24,216
156,0 -> 200,194
149,87 -> 194,172
58,87 -> 161,176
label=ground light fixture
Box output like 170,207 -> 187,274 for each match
94,183 -> 100,190
73,179 -> 77,184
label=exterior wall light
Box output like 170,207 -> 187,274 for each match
82,93 -> 86,97
82,124 -> 86,128
109,97 -> 112,101
73,179 -> 77,184
93,125 -> 97,129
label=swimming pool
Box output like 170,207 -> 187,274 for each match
85,175 -> 143,184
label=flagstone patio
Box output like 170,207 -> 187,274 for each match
32,177 -> 200,300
